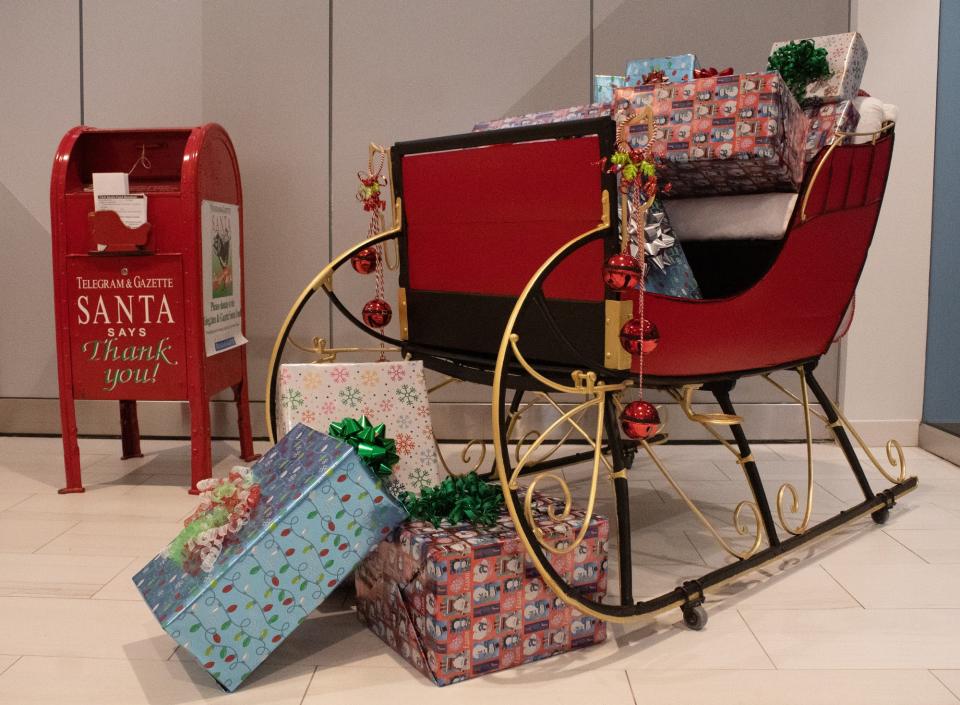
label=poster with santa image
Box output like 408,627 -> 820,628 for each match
66,255 -> 186,400
201,200 -> 247,356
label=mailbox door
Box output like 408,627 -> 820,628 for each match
66,254 -> 188,400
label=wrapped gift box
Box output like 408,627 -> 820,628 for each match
614,71 -> 807,197
276,361 -> 441,495
626,53 -> 698,85
133,424 -> 408,691
770,32 -> 867,105
803,99 -> 860,161
593,74 -> 628,104
356,496 -> 609,685
473,103 -> 610,132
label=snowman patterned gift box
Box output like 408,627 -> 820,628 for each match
355,496 -> 609,685
276,361 -> 442,496
614,71 -> 808,197
133,424 -> 408,691
803,99 -> 860,162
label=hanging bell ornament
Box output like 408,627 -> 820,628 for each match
350,247 -> 378,274
619,317 -> 660,355
362,298 -> 392,328
602,253 -> 643,291
620,400 -> 661,439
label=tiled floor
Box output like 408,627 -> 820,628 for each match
1,435 -> 960,704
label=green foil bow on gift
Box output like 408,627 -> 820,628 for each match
328,416 -> 399,479
400,471 -> 504,527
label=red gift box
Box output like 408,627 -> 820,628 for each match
614,71 -> 807,197
355,496 -> 608,685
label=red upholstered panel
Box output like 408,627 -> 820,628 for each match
401,136 -> 605,301
638,136 -> 893,379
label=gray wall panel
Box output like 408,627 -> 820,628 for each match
327,0 -> 592,404
82,0 -> 202,126
201,0 -> 330,403
0,1 -> 80,399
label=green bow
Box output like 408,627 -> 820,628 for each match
328,416 -> 399,479
768,39 -> 832,106
400,471 -> 504,527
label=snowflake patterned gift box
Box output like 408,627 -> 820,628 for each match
132,424 -> 408,692
276,361 -> 441,496
770,32 -> 867,105
355,496 -> 609,686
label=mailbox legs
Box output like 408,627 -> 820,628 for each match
119,400 -> 144,460
233,381 -> 260,462
189,398 -> 213,495
57,391 -> 85,494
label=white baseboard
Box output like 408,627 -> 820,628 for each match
919,423 -> 960,464
840,418 -> 920,446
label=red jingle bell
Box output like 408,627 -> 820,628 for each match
350,247 -> 378,274
361,298 -> 392,328
602,253 -> 643,291
619,317 -> 660,355
620,400 -> 660,440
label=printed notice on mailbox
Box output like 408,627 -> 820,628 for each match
201,200 -> 247,356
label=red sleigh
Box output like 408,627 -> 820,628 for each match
267,116 -> 914,628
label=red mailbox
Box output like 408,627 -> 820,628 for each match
50,124 -> 259,494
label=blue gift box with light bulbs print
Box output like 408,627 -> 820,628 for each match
133,424 -> 408,691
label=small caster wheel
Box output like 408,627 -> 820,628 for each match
871,507 -> 889,525
681,603 -> 708,631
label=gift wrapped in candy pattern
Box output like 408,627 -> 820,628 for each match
133,424 -> 408,691
626,53 -> 698,86
614,71 -> 807,197
473,103 -> 610,132
356,496 -> 609,685
770,32 -> 867,105
276,361 -> 441,496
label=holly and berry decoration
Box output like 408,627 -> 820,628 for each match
350,148 -> 395,350
603,108 -> 666,441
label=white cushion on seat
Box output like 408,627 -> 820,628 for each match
664,193 -> 798,241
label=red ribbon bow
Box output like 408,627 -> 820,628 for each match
693,67 -> 734,79
641,69 -> 668,85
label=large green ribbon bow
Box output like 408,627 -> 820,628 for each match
328,416 -> 399,479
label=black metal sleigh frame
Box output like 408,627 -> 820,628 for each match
266,117 -> 916,630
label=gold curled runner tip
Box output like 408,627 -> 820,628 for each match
432,435 -> 488,478
642,439 -> 764,559
776,368 -> 816,535
827,402 -> 908,485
